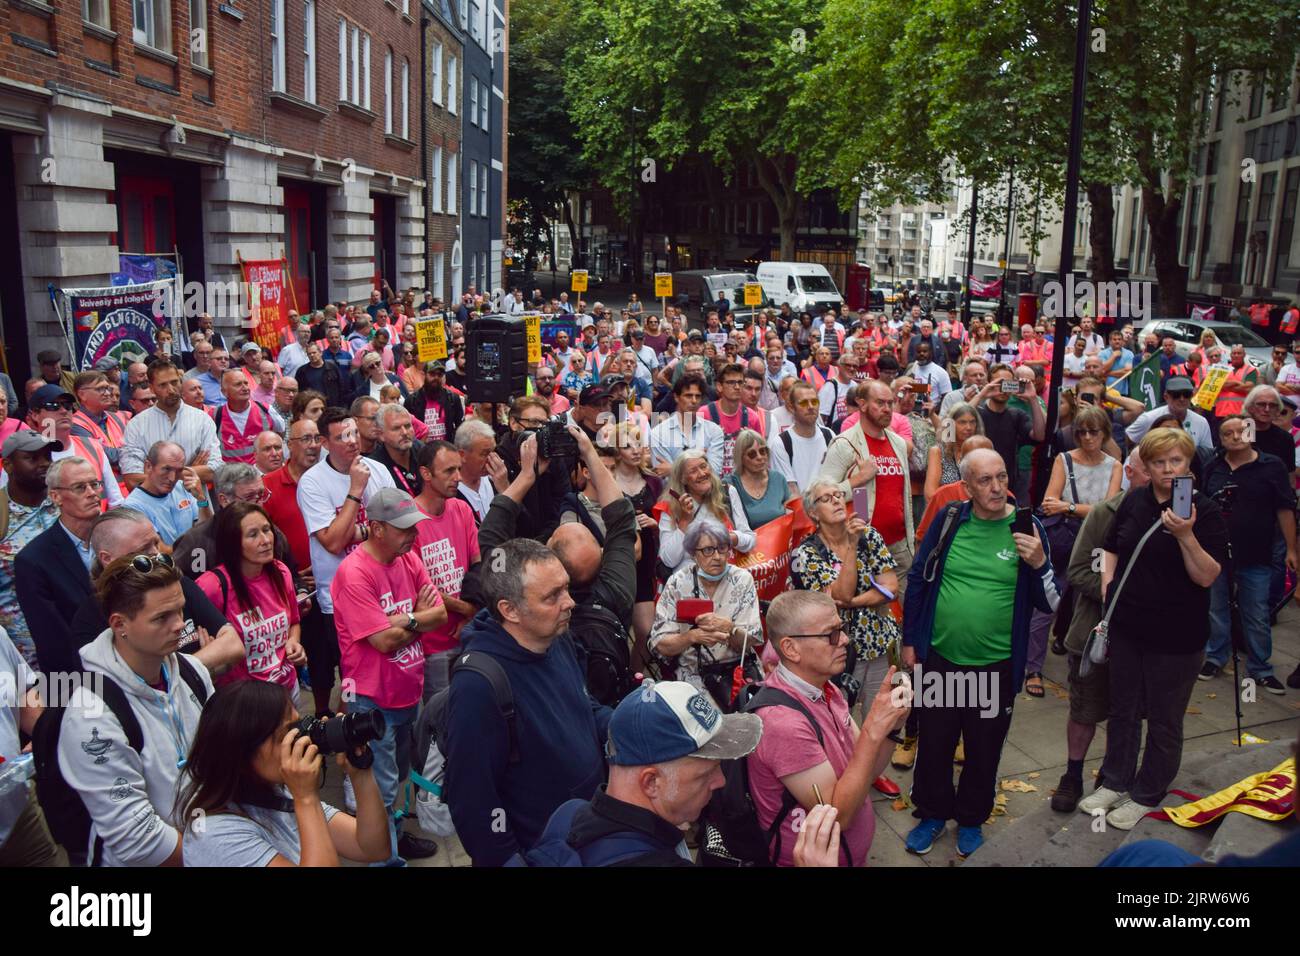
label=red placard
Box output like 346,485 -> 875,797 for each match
240,259 -> 290,356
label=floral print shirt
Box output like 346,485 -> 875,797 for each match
789,526 -> 901,661
649,563 -> 763,692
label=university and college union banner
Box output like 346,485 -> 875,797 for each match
65,280 -> 178,372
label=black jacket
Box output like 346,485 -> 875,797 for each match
404,387 -> 465,441
17,522 -> 94,673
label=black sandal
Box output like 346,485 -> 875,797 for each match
1025,672 -> 1045,698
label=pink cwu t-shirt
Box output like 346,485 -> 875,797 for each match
197,562 -> 300,690
413,498 -> 480,654
331,546 -> 437,710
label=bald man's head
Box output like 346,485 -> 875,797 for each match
547,523 -> 602,589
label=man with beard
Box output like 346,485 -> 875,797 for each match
404,361 -> 465,443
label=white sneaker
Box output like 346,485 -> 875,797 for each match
1106,798 -> 1150,830
343,774 -> 357,814
1076,786 -> 1127,815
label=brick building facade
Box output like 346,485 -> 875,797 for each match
0,0 -> 433,371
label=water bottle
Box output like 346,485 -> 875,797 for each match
0,753 -> 35,798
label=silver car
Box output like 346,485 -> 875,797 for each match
1137,318 -> 1270,367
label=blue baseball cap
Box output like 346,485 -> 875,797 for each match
606,680 -> 762,766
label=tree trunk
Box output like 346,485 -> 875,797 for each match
753,154 -> 801,262
1085,182 -> 1116,283
562,196 -> 579,268
1142,184 -> 1187,318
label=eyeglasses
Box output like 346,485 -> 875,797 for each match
693,545 -> 729,558
237,487 -> 272,504
91,385 -> 115,395
53,479 -> 103,495
135,395 -> 157,405
814,490 -> 846,505
795,398 -> 820,409
1074,427 -> 1101,437
1253,401 -> 1279,410
39,399 -> 76,411
130,553 -> 175,573
745,448 -> 770,458
784,626 -> 846,646
1166,391 -> 1193,400
516,418 -> 550,428
289,434 -> 325,444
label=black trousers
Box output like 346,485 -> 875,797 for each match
301,606 -> 339,696
912,652 -> 1016,828
1100,636 -> 1202,806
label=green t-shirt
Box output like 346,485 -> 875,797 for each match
931,512 -> 1019,665
1007,395 -> 1045,476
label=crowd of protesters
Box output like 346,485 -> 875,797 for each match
0,283 -> 1296,870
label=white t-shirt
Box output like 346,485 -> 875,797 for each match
297,456 -> 395,615
457,475 -> 496,521
818,378 -> 852,425
908,361 -> 952,400
771,426 -> 832,494
1062,352 -> 1088,388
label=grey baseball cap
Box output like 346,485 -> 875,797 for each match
1,431 -> 61,457
366,487 -> 429,529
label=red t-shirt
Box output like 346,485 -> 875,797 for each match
197,562 -> 300,689
331,547 -> 437,710
263,466 -> 311,572
864,433 -> 906,545
413,498 -> 480,654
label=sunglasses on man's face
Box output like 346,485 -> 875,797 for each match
1166,391 -> 1193,400
40,399 -> 76,411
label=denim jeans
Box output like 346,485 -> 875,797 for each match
350,694 -> 418,865
1206,565 -> 1275,680
1268,530 -> 1287,610
421,647 -> 459,704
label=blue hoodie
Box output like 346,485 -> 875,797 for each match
443,608 -> 610,866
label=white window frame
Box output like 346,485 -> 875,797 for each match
402,0 -> 409,14
470,0 -> 481,45
469,160 -> 478,217
384,48 -> 393,133
447,154 -> 457,214
133,0 -> 172,52
470,80 -> 479,128
339,17 -> 347,100
431,147 -> 444,213
303,0 -> 316,102
447,56 -> 457,115
351,26 -> 360,104
84,0 -> 111,28
432,42 -> 443,106
190,0 -> 208,68
433,252 -> 445,302
362,33 -> 371,109
480,164 -> 488,217
270,0 -> 286,91
480,81 -> 488,131
401,58 -> 410,139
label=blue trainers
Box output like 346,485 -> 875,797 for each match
905,818 -> 946,855
957,825 -> 984,857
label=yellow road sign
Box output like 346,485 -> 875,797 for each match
654,273 -> 673,298
571,270 -> 588,293
743,282 -> 763,306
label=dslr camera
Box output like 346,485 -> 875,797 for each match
297,711 -> 386,769
535,419 -> 579,461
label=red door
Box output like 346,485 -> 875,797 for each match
116,175 -> 176,253
371,197 -> 386,292
283,184 -> 312,313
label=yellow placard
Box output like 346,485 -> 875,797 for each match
743,282 -> 763,306
525,314 -> 542,364
654,273 -> 673,298
1192,366 -> 1230,410
571,270 -> 589,293
416,317 -> 447,363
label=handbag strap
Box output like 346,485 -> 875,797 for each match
1063,452 -> 1081,505
1101,517 -> 1163,625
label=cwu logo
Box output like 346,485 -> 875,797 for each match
686,693 -> 719,730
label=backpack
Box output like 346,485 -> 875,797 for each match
522,798 -> 686,867
697,685 -> 849,867
705,401 -> 751,436
566,603 -> 634,707
417,651 -> 520,826
30,657 -> 209,864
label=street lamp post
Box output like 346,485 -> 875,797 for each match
1035,0 -> 1092,504
962,182 -> 979,329
999,159 -> 1015,325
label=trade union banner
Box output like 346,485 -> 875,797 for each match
64,280 -> 179,372
240,259 -> 291,357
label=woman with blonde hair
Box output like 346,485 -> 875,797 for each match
656,448 -> 755,575
725,428 -> 792,529
607,420 -> 663,650
923,402 -> 984,499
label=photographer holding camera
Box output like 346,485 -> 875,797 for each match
180,680 -> 391,866
331,487 -> 448,865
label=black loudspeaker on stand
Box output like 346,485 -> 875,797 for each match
466,314 -> 528,405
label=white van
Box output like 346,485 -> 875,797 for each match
756,261 -> 844,316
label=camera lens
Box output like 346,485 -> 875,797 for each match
296,711 -> 387,756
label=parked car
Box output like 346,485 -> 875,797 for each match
1136,318 -> 1270,366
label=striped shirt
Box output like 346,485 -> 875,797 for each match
119,402 -> 225,476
